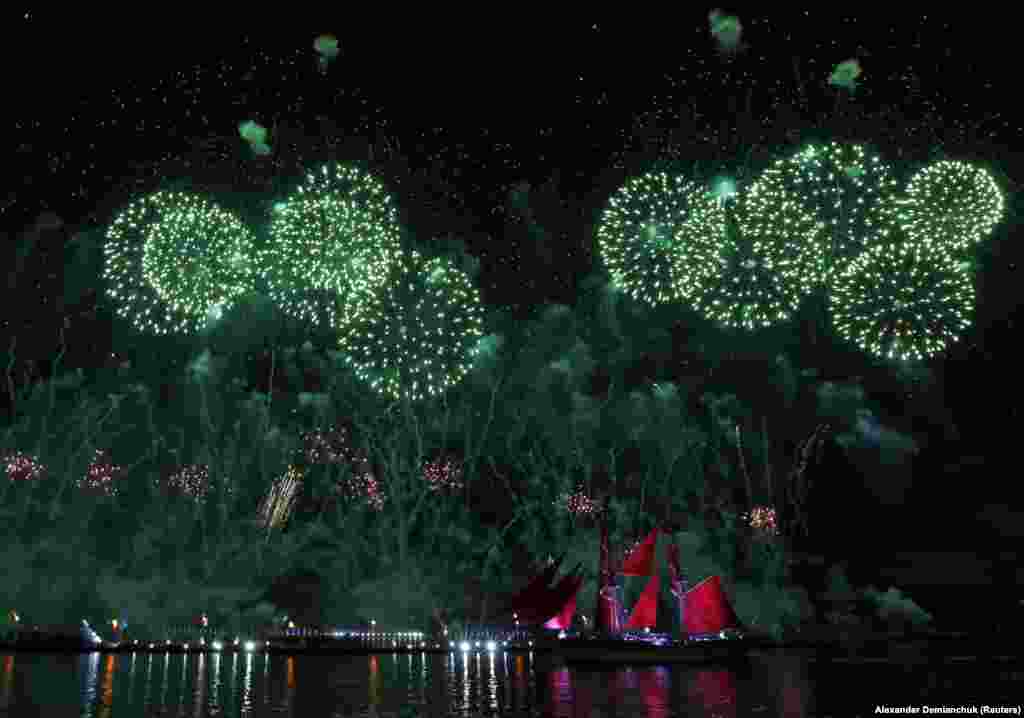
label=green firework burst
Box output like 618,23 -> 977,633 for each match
892,159 -> 1005,251
750,141 -> 901,286
257,163 -> 403,331
596,171 -> 727,307
104,190 -> 257,335
690,183 -> 824,329
337,249 -> 485,402
829,240 -> 974,361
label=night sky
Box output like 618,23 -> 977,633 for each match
2,11 -> 1021,581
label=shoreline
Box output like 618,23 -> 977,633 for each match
1,627 -> 1017,664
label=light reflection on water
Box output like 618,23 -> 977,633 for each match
0,647 -> 1017,717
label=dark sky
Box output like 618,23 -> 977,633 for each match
1,11 -> 1021,554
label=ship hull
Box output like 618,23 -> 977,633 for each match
543,636 -> 760,665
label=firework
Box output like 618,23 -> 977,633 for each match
829,240 -> 974,361
77,449 -> 122,497
744,505 -> 779,538
103,190 -> 257,335
337,468 -> 385,512
555,485 -> 597,516
3,451 -> 46,482
337,249 -> 485,402
257,162 -> 403,331
688,181 -> 824,329
258,464 -> 303,529
749,142 -> 901,287
423,456 -> 464,493
596,171 -> 727,307
893,159 -> 1005,251
299,425 -> 364,465
157,463 -> 214,504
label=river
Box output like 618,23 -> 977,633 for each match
0,649 -> 1020,717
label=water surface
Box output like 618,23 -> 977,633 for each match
0,649 -> 1018,717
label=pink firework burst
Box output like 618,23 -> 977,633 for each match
77,449 -> 123,497
423,456 -> 464,493
3,451 -> 46,482
556,485 -> 597,515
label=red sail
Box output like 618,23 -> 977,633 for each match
532,566 -> 582,624
621,527 -> 659,576
517,564 -> 582,625
543,573 -> 583,630
503,553 -> 564,618
683,576 -> 742,635
623,573 -> 659,629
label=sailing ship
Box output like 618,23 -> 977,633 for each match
498,505 -> 765,664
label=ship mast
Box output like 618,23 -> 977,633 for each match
595,497 -> 624,636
